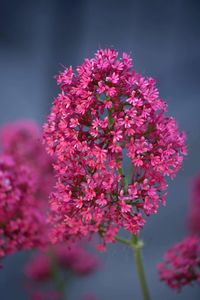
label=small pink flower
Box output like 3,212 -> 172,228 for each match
25,254 -> 51,282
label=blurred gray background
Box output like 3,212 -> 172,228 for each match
0,0 -> 200,299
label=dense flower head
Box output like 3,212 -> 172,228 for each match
188,175 -> 200,235
44,48 -> 186,247
0,120 -> 54,203
25,244 -> 98,281
0,154 -> 46,258
158,236 -> 200,291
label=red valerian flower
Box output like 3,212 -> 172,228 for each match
44,48 -> 186,247
25,244 -> 99,300
188,175 -> 200,235
25,244 -> 98,281
0,155 -> 46,258
0,120 -> 54,203
157,236 -> 200,291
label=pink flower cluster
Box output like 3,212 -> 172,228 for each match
25,244 -> 98,281
44,48 -> 186,247
0,120 -> 54,203
25,244 -> 98,300
0,155 -> 46,258
0,120 -> 55,258
158,173 -> 200,291
158,236 -> 200,291
188,175 -> 200,235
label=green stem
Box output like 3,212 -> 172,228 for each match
48,250 -> 66,300
131,235 -> 151,300
116,235 -> 151,300
115,235 -> 131,246
108,108 -> 114,127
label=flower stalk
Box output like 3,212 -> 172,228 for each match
131,235 -> 151,300
48,250 -> 66,300
116,235 -> 151,300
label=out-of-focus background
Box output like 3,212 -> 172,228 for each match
0,0 -> 200,299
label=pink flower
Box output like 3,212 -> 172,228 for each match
0,120 -> 54,204
158,236 -> 200,291
25,253 -> 52,282
0,155 -> 46,258
25,244 -> 98,281
188,175 -> 200,235
44,48 -> 186,247
0,120 -> 56,259
25,244 -> 99,299
55,244 -> 99,276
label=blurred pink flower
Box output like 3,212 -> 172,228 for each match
0,120 -> 54,203
158,235 -> 200,291
25,244 -> 98,282
0,120 -> 56,259
188,174 -> 200,235
0,154 -> 46,258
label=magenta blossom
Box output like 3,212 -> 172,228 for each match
188,174 -> 200,235
0,120 -> 54,203
44,48 -> 186,247
25,244 -> 99,300
0,155 -> 46,258
25,244 -> 98,281
158,235 -> 200,291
